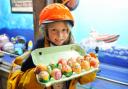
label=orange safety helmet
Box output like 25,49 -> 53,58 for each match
39,3 -> 74,26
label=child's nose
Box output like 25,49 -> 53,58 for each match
57,32 -> 63,39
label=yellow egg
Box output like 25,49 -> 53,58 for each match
72,62 -> 81,74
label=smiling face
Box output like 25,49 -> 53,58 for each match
46,21 -> 70,46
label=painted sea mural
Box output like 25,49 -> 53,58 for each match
72,1 -> 128,87
0,0 -> 128,68
0,0 -> 34,55
71,0 -> 128,68
0,0 -> 34,41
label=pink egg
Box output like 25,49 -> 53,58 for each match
51,68 -> 62,80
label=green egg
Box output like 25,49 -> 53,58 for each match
50,63 -> 58,70
63,71 -> 73,77
39,78 -> 50,83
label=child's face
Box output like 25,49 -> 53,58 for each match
47,21 -> 70,46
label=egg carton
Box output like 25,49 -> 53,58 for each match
31,44 -> 98,87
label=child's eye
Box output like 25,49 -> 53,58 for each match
50,29 -> 58,34
51,29 -> 56,31
62,29 -> 67,32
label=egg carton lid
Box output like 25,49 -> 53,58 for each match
31,44 -> 85,66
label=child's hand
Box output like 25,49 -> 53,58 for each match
14,51 -> 31,65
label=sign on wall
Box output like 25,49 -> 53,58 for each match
10,0 -> 33,13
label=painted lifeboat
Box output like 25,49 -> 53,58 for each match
96,34 -> 120,43
90,30 -> 120,43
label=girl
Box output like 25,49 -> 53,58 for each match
7,3 -> 98,89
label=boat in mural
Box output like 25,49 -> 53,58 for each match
80,29 -> 120,51
90,30 -> 120,43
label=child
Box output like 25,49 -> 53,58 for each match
7,3 -> 98,89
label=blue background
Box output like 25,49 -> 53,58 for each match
0,0 -> 34,42
0,0 -> 128,47
0,0 -> 128,68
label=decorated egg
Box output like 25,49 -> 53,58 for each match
38,71 -> 50,83
72,62 -> 81,74
62,65 -> 73,77
58,58 -> 67,65
84,54 -> 91,59
0,34 -> 9,49
80,60 -> 90,70
84,55 -> 92,61
50,61 -> 58,70
67,57 -> 76,67
76,56 -> 84,64
51,68 -> 62,80
35,64 -> 47,74
89,52 -> 97,58
2,42 -> 15,53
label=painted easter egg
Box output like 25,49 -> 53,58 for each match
51,68 -> 62,80
38,71 -> 50,83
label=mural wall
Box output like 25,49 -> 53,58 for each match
0,0 -> 34,55
71,0 -> 128,68
0,0 -> 128,67
0,0 -> 34,41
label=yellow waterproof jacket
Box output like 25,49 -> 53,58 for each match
7,51 -> 97,89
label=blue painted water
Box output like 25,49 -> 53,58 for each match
98,47 -> 128,68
